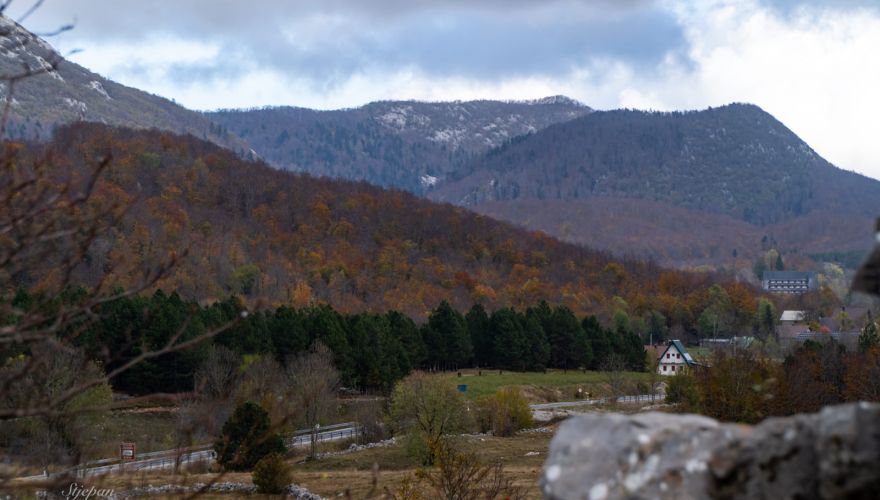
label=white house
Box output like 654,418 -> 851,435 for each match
657,340 -> 696,376
779,310 -> 806,324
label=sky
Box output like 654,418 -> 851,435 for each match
7,0 -> 880,180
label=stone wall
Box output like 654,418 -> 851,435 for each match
541,403 -> 880,499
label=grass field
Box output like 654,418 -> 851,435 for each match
81,410 -> 179,461
436,368 -> 652,401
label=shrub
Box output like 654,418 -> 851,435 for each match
215,401 -> 286,471
477,387 -> 533,436
665,372 -> 700,410
388,372 -> 470,465
414,441 -> 526,499
252,453 -> 292,494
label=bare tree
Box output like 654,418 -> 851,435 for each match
234,356 -> 290,426
287,341 -> 340,459
195,345 -> 240,402
412,441 -> 527,500
601,354 -> 631,403
0,2 -> 241,492
353,398 -> 388,445
0,339 -> 110,468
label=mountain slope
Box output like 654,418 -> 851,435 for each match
27,123 -> 734,323
206,97 -> 590,193
429,104 -> 880,265
0,15 -> 244,152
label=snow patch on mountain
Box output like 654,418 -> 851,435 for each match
523,95 -> 588,107
88,80 -> 111,99
429,127 -> 468,148
376,105 -> 431,130
63,97 -> 87,114
420,174 -> 438,187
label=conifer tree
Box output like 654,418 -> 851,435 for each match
490,308 -> 528,371
466,304 -> 492,367
215,401 -> 285,471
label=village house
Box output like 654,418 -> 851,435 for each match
779,310 -> 806,324
657,340 -> 696,376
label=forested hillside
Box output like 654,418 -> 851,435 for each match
0,15 -> 244,152
430,104 -> 880,265
206,97 -> 590,193
14,123 -> 762,326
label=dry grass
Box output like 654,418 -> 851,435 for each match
293,431 -> 552,497
11,430 -> 556,498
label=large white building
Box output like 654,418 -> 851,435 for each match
657,340 -> 696,376
762,271 -> 817,294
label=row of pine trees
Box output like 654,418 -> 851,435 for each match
8,290 -> 647,395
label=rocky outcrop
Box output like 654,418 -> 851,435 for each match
541,403 -> 880,499
110,482 -> 323,499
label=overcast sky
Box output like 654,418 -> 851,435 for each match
8,0 -> 880,179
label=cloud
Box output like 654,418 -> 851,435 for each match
615,0 -> 880,179
12,0 -> 684,84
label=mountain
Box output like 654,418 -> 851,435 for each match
5,16 -> 869,269
23,123 -> 735,326
206,96 -> 590,193
0,15 -> 245,152
429,104 -> 880,266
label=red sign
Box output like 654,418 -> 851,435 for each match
120,442 -> 136,461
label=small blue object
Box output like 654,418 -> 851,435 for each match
457,384 -> 467,393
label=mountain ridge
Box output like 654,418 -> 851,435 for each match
206,97 -> 592,193
427,103 -> 880,265
4,17 -> 875,269
0,14 -> 246,153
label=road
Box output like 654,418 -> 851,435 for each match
22,422 -> 359,480
530,393 -> 664,410
25,396 -> 662,480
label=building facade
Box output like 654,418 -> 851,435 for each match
762,271 -> 817,294
657,340 -> 696,376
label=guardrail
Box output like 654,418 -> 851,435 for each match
21,423 -> 360,481
286,425 -> 359,448
530,393 -> 665,410
290,421 -> 357,436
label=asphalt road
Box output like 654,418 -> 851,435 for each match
22,423 -> 359,480
529,393 -> 665,410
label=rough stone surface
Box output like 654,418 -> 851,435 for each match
541,403 -> 880,500
107,481 -> 324,499
316,437 -> 397,458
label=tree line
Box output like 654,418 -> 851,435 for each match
5,289 -> 649,396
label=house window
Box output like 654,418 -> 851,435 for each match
676,353 -> 681,359
666,353 -> 671,359
663,366 -> 667,371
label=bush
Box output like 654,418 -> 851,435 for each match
665,372 -> 701,410
477,387 -> 533,437
215,401 -> 286,471
252,453 -> 292,494
413,440 -> 526,499
389,373 -> 470,465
